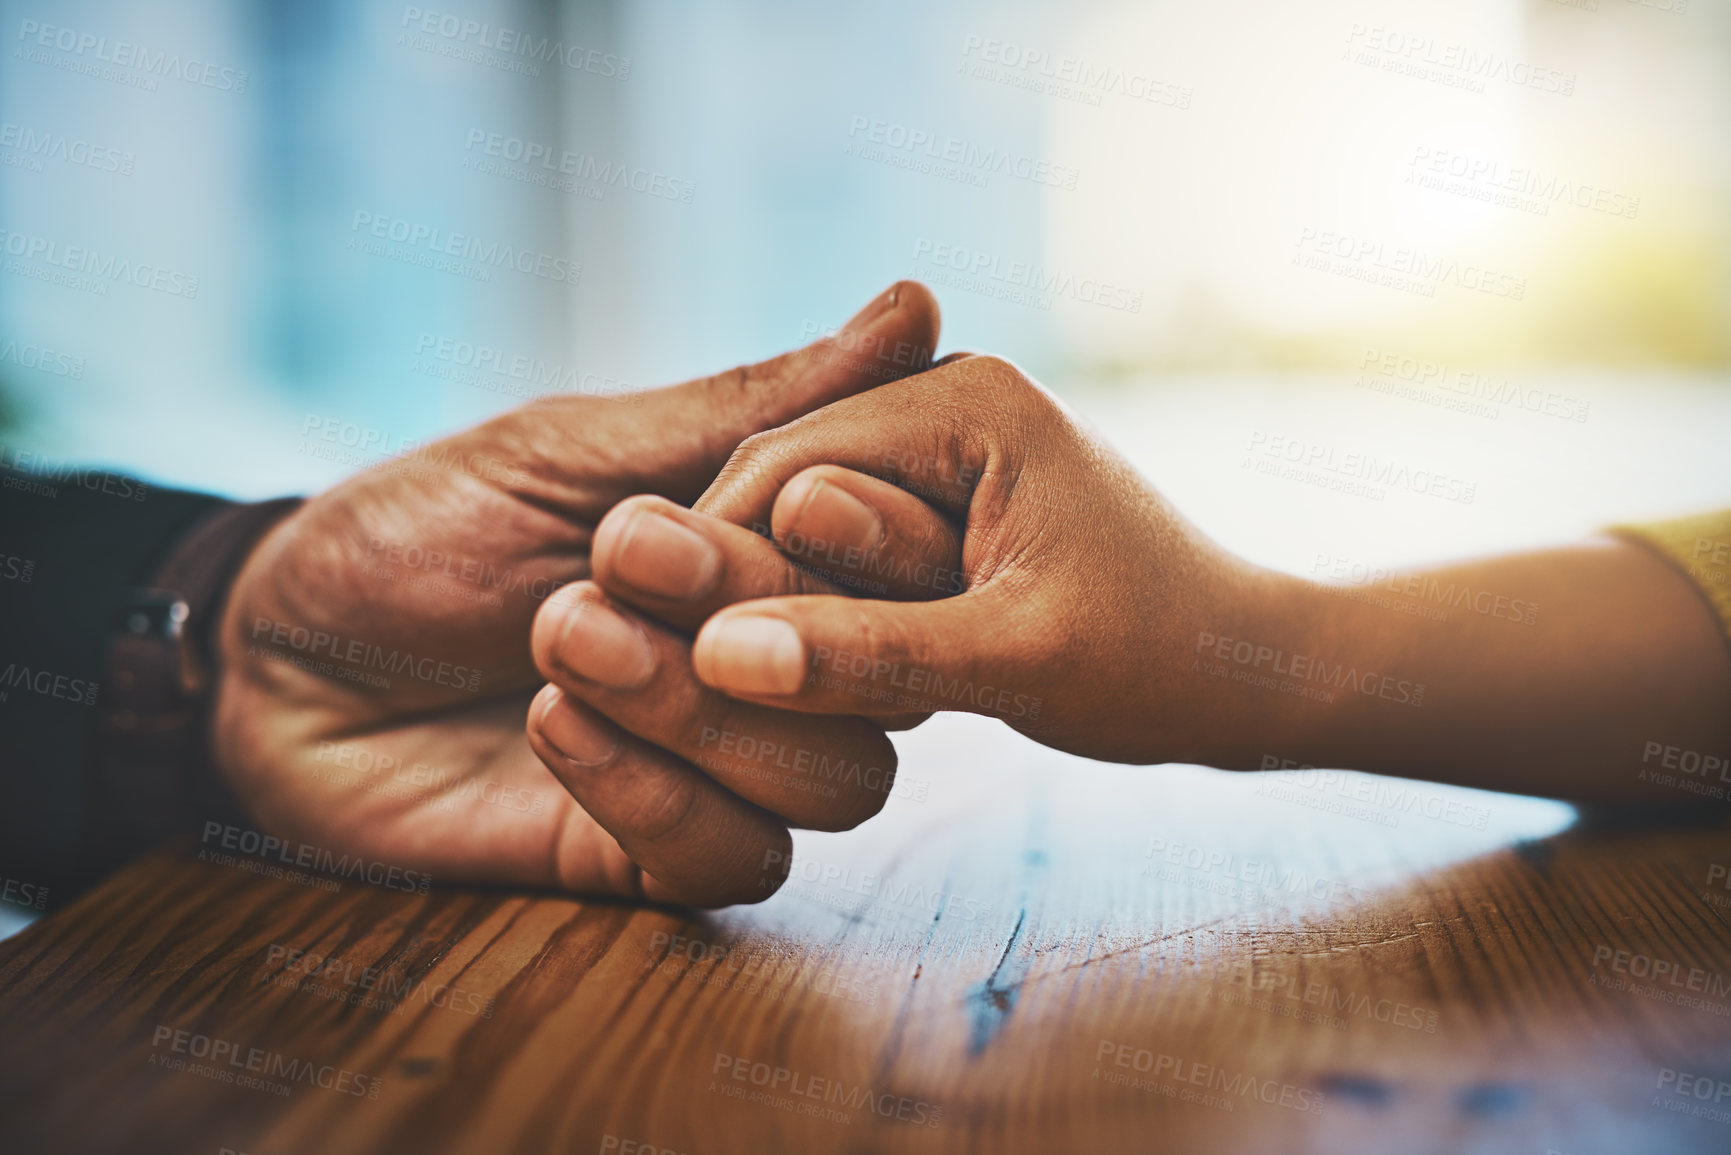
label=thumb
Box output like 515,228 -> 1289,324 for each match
637,281 -> 941,502
690,592 -> 1045,728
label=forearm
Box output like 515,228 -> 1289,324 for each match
1206,537 -> 1731,803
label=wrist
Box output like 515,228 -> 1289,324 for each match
90,497 -> 301,858
1160,562 -> 1338,769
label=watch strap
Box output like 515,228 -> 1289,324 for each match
89,496 -> 302,865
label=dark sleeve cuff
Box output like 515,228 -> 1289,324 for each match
0,468 -> 299,908
86,497 -> 303,892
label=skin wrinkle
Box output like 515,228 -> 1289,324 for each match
620,768 -> 701,846
212,282 -> 945,906
542,578 -> 897,831
682,354 -> 1289,767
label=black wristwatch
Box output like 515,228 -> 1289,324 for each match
89,498 -> 301,863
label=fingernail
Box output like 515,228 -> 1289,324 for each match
539,694 -> 619,767
696,616 -> 806,696
841,283 -> 902,333
554,596 -> 657,689
794,479 -> 883,554
615,509 -> 722,599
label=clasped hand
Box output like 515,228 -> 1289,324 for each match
218,281 -> 1247,907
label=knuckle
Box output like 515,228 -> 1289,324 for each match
762,551 -> 824,599
902,516 -> 958,574
623,772 -> 701,843
851,606 -> 926,681
731,428 -> 780,464
715,430 -> 777,483
965,354 -> 1049,419
968,354 -> 1032,397
706,430 -> 792,512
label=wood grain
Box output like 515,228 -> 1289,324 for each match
3,716 -> 1731,1155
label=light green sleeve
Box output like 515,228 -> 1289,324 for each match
1612,510 -> 1731,647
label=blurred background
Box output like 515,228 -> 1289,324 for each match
3,0 -> 1730,578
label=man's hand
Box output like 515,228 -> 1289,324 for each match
212,283 -> 940,907
519,479 -> 963,883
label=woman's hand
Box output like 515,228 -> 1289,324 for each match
676,354 -> 1284,766
674,353 -> 1731,803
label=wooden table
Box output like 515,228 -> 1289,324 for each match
4,715 -> 1730,1155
